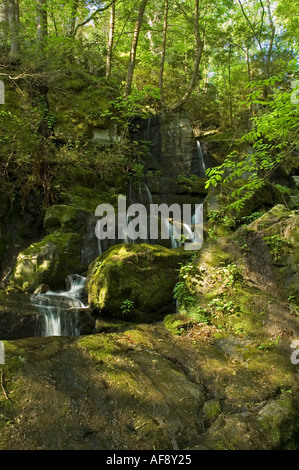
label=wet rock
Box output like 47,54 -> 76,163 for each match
7,233 -> 84,293
86,243 -> 189,322
0,293 -> 39,339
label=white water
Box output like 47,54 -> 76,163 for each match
163,218 -> 181,249
197,141 -> 206,176
144,182 -> 153,205
31,274 -> 87,337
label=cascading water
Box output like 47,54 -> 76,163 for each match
144,182 -> 153,205
163,218 -> 181,249
31,274 -> 87,337
197,141 -> 206,177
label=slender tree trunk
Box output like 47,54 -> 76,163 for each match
106,0 -> 115,78
170,0 -> 204,111
124,0 -> 149,98
37,0 -> 48,44
265,0 -> 275,79
67,0 -> 79,38
159,0 -> 168,107
35,0 -> 52,138
228,45 -> 233,128
0,0 -> 8,49
7,0 -> 19,61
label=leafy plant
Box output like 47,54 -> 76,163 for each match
241,212 -> 265,225
120,299 -> 135,315
258,337 -> 280,350
263,234 -> 285,261
205,62 -> 299,213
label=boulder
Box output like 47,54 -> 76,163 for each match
86,243 -> 189,322
232,204 -> 299,301
0,292 -> 39,339
7,233 -> 84,293
44,204 -> 91,234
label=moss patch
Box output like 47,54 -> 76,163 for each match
86,243 -> 190,322
7,233 -> 83,292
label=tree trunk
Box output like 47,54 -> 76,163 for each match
170,0 -> 204,111
7,0 -> 19,61
106,0 -> 115,78
67,0 -> 79,38
37,0 -> 48,44
0,0 -> 8,44
265,0 -> 275,79
159,0 -> 168,107
124,0 -> 149,98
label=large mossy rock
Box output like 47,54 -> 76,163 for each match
86,243 -> 189,322
44,205 -> 92,234
7,233 -> 84,293
232,204 -> 299,302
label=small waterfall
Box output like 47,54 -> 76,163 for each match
147,116 -> 151,141
197,141 -> 206,177
144,182 -> 153,205
182,222 -> 194,243
163,218 -> 181,249
98,239 -> 102,256
31,274 -> 87,337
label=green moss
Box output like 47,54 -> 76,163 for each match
164,314 -> 194,336
78,333 -> 118,363
257,395 -> 297,447
63,184 -> 112,211
86,243 -> 189,322
44,204 -> 92,234
7,232 -> 83,292
203,399 -> 221,421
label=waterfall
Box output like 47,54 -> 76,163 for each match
31,274 -> 87,337
144,182 -> 153,205
147,117 -> 151,142
182,222 -> 194,243
98,239 -> 102,256
163,218 -> 181,249
197,141 -> 206,177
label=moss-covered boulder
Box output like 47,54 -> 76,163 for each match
86,243 -> 189,322
44,205 -> 91,234
7,233 -> 84,293
232,204 -> 299,302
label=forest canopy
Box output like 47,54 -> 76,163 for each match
0,0 -> 298,209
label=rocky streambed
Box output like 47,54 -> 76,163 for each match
0,205 -> 299,450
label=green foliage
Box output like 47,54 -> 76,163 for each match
263,234 -> 285,261
258,337 -> 280,350
100,86 -> 161,128
205,63 -> 299,212
120,299 -> 135,316
241,211 -> 265,225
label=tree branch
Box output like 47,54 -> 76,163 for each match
73,1 -> 115,37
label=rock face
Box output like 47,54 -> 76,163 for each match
86,243 -> 189,322
7,233 -> 84,293
44,205 -> 92,235
0,206 -> 298,450
0,292 -> 95,339
0,319 -> 298,450
131,112 -> 195,178
232,204 -> 299,302
0,293 -> 39,339
129,112 -> 207,207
